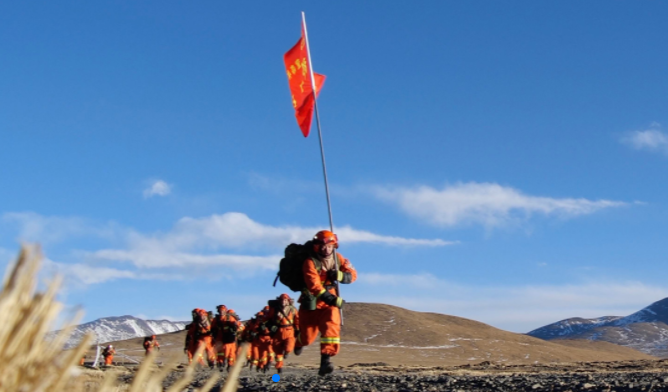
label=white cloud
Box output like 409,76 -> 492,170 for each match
88,212 -> 451,271
3,211 -> 449,285
2,212 -> 115,244
373,182 -> 626,228
621,124 -> 668,155
355,272 -> 668,333
42,258 -> 136,285
148,212 -> 452,251
92,248 -> 280,270
143,179 -> 172,198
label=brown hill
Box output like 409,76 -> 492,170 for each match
90,303 -> 653,367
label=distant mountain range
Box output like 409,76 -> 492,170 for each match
53,315 -> 187,349
528,298 -> 668,357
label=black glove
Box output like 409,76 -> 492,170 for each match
319,291 -> 344,308
327,269 -> 352,284
326,269 -> 342,282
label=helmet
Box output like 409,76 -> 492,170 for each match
216,304 -> 227,310
108,345 -> 113,348
151,335 -> 156,339
279,293 -> 290,301
313,230 -> 338,252
227,309 -> 235,314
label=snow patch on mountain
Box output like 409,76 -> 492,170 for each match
527,298 -> 668,357
51,315 -> 187,349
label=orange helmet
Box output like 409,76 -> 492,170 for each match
279,293 -> 290,301
313,230 -> 338,252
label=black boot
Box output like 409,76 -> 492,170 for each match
318,354 -> 334,376
293,346 -> 302,356
277,367 -> 282,374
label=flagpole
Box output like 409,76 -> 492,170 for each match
301,11 -> 343,324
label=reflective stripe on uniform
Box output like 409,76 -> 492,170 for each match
320,337 -> 340,344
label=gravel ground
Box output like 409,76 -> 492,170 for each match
109,360 -> 668,392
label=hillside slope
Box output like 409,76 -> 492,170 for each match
91,303 -> 652,366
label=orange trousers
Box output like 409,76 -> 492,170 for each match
215,341 -> 238,366
296,307 -> 341,356
272,327 -> 296,369
256,335 -> 273,368
187,336 -> 215,366
104,355 -> 113,365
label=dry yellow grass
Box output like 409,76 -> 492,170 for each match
0,245 -> 243,392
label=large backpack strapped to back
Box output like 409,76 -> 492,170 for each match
273,240 -> 316,292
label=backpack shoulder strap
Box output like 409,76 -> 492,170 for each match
310,255 -> 323,272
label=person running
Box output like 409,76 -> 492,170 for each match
294,230 -> 357,376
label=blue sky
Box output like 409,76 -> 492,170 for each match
2,1 -> 668,333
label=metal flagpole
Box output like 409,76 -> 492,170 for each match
301,11 -> 343,324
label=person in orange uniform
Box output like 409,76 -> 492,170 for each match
143,335 -> 160,355
294,230 -> 357,376
222,309 -> 243,370
212,305 -> 243,371
255,307 -> 274,373
102,345 -> 115,366
268,293 -> 299,374
248,313 -> 262,370
210,305 -> 228,369
184,308 -> 216,368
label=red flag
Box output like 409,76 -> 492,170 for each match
284,24 -> 325,137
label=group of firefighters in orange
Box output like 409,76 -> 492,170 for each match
89,230 -> 355,376
183,230 -> 356,376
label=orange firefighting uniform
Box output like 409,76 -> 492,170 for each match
102,347 -> 115,365
268,305 -> 299,370
296,253 -> 357,356
143,337 -> 160,355
211,312 -> 243,367
256,318 -> 273,370
185,316 -> 216,366
245,318 -> 260,368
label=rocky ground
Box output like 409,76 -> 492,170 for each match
100,359 -> 668,392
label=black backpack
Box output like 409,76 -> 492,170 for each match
273,241 -> 316,292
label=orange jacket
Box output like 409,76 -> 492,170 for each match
186,318 -> 212,342
212,314 -> 243,342
302,252 -> 356,309
267,305 -> 299,329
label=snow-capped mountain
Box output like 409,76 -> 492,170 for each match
53,315 -> 187,349
528,298 -> 668,357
